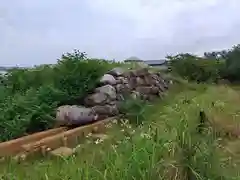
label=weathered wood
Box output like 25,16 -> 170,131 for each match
21,118 -> 113,157
0,117 -> 114,158
0,127 -> 67,157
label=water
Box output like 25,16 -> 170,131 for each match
0,70 -> 7,75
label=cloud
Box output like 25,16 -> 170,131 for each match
1,0 -> 240,66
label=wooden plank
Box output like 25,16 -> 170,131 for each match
22,118 -> 114,156
0,127 -> 67,157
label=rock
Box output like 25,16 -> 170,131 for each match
84,93 -> 109,106
116,94 -> 125,101
55,69 -> 170,123
115,84 -> 124,93
156,82 -> 167,92
95,85 -> 117,100
122,78 -> 129,84
92,105 -> 119,116
131,91 -> 141,99
115,84 -> 131,94
108,67 -> 125,76
133,68 -> 149,76
157,77 -> 169,89
136,86 -> 152,94
109,101 -> 122,109
55,105 -> 97,126
158,92 -> 164,99
50,147 -> 75,157
122,71 -> 131,78
150,86 -> 159,94
147,94 -> 158,101
116,77 -> 128,84
136,77 -> 146,86
128,77 -> 137,90
151,73 -> 160,80
100,74 -> 117,85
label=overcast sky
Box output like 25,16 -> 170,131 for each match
1,0 -> 240,66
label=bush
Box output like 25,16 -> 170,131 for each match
223,45 -> 240,81
168,54 -> 224,83
0,50 -> 117,141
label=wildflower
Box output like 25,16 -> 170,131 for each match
111,144 -> 117,149
94,138 -> 104,145
126,125 -> 132,129
130,129 -> 136,134
140,133 -> 151,139
75,144 -> 81,150
116,140 -> 122,145
106,123 -> 112,128
86,133 -> 92,138
125,136 -> 130,140
112,119 -> 118,124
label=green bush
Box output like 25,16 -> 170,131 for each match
0,50 -> 117,141
223,45 -> 240,81
168,54 -> 224,83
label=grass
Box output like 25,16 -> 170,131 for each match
1,83 -> 240,179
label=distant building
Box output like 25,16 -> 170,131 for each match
124,57 -> 168,69
124,56 -> 143,62
143,60 -> 168,70
143,60 -> 166,66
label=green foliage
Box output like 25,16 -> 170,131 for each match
1,84 -> 239,179
168,53 -> 224,82
169,44 -> 240,83
0,50 -> 117,141
118,97 -> 148,125
223,44 -> 240,81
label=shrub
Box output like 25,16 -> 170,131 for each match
223,44 -> 240,81
168,54 -> 224,83
0,50 -> 117,141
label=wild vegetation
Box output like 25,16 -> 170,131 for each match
1,45 -> 240,179
1,84 -> 240,179
168,44 -> 240,83
0,50 -> 117,141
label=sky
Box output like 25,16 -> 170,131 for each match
1,0 -> 240,66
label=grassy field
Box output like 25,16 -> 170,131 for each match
1,83 -> 240,179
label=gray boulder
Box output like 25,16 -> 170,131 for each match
108,67 -> 125,77
100,74 -> 117,85
92,105 -> 119,116
84,93 -> 109,106
136,86 -> 152,94
55,105 -> 97,126
95,85 -> 117,100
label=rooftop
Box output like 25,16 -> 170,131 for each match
143,60 -> 166,65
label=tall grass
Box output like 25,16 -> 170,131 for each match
1,84 -> 240,179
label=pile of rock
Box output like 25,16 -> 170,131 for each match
55,67 -> 170,126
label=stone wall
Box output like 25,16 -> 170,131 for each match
55,67 -> 170,126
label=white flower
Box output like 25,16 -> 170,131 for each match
106,123 -> 112,128
112,119 -> 118,124
94,138 -> 104,144
125,136 -> 130,140
140,133 -> 151,139
126,125 -> 132,129
86,133 -> 92,138
111,145 -> 117,149
130,130 -> 135,134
